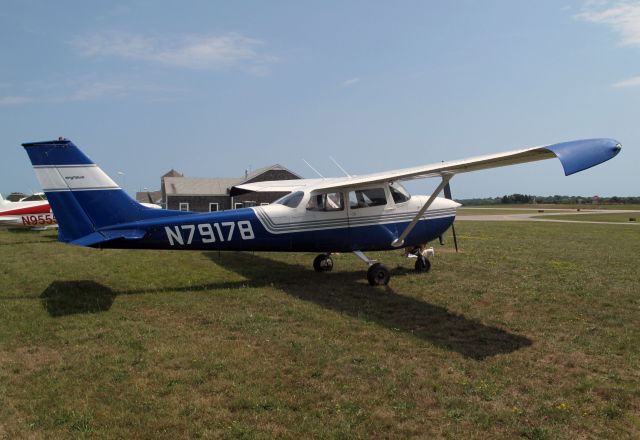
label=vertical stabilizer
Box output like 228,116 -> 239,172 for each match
22,139 -> 167,242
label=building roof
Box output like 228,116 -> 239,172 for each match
164,177 -> 242,196
135,190 -> 162,204
162,169 -> 184,178
241,164 -> 302,184
161,164 -> 302,197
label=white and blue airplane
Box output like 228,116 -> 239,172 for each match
22,137 -> 620,285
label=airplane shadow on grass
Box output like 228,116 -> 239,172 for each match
35,252 -> 531,360
40,280 -> 116,317
202,252 -> 532,360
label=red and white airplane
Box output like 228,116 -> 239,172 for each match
0,193 -> 57,228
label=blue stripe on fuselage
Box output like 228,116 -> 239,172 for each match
95,207 -> 456,252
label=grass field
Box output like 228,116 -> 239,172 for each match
1,223 -> 638,439
536,213 -> 639,223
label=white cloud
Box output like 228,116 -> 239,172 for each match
611,74 -> 640,86
0,96 -> 34,105
576,1 -> 640,46
60,80 -> 131,102
71,31 -> 275,71
0,78 -> 174,105
341,77 -> 361,87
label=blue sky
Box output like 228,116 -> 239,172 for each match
1,1 -> 638,198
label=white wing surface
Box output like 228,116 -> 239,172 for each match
231,138 -> 621,195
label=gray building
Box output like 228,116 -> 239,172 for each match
137,164 -> 300,212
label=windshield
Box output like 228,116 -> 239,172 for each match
389,182 -> 411,204
274,191 -> 304,208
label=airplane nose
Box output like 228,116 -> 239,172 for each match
444,197 -> 461,209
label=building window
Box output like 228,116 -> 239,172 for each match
234,202 -> 243,209
209,203 -> 219,212
179,202 -> 189,211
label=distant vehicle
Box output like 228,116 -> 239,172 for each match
22,137 -> 620,285
0,192 -> 57,228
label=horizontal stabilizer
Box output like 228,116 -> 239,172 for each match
70,229 -> 146,247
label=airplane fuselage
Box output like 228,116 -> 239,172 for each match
95,194 -> 458,252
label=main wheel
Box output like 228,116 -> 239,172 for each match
414,256 -> 431,272
367,263 -> 390,286
313,254 -> 333,272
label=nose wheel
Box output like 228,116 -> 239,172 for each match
414,255 -> 431,272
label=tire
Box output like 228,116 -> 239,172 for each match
414,256 -> 431,273
313,254 -> 333,272
367,263 -> 390,286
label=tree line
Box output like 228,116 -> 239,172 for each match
458,194 -> 640,205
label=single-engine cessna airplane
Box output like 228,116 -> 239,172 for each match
22,137 -> 620,285
0,192 -> 57,228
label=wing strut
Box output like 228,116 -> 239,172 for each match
391,173 -> 453,248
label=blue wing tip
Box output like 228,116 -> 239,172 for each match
546,138 -> 621,176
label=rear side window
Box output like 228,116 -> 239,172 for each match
349,188 -> 387,209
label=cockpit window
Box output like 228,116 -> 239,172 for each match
274,191 -> 304,208
349,187 -> 388,209
389,182 -> 411,204
306,192 -> 344,211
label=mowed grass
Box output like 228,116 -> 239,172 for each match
536,212 -> 640,223
0,223 -> 638,439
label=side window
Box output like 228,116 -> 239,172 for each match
274,191 -> 304,208
306,192 -> 344,211
389,182 -> 411,204
349,188 -> 388,209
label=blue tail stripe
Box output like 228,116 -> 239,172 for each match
22,140 -> 94,166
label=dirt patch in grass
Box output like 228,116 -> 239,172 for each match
0,345 -> 62,374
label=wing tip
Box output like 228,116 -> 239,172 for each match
545,138 -> 621,176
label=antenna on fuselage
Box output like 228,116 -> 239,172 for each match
302,159 -> 325,179
329,156 -> 351,177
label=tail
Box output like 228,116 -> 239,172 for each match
22,138 -> 178,243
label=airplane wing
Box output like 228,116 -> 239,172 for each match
232,138 -> 621,195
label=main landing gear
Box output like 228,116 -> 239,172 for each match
313,246 -> 433,286
313,254 -> 334,272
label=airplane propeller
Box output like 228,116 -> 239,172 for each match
442,181 -> 459,252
